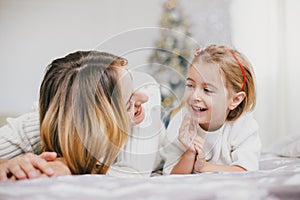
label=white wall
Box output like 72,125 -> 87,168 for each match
286,0 -> 300,142
1,0 -> 299,147
230,0 -> 300,147
0,0 -> 162,115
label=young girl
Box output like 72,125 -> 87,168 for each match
161,44 -> 261,174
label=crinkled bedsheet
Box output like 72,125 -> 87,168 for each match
0,153 -> 299,200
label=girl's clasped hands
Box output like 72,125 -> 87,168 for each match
178,114 -> 206,173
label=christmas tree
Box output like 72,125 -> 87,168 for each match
147,0 -> 197,125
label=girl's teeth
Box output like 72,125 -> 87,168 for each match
192,105 -> 206,112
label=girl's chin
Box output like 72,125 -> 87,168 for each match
188,112 -> 206,125
190,116 -> 203,125
187,109 -> 201,120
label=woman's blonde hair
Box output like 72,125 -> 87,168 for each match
39,51 -> 129,174
193,44 -> 256,121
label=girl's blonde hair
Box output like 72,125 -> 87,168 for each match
39,51 -> 129,174
193,44 -> 256,121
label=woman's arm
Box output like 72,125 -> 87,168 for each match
0,152 -> 71,181
0,158 -> 7,164
0,112 -> 40,159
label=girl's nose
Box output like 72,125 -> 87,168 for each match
133,91 -> 148,106
192,88 -> 202,102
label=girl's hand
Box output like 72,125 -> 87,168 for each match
171,114 -> 206,174
193,143 -> 206,172
0,152 -> 57,181
178,114 -> 199,155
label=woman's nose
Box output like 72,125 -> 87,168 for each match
133,91 -> 148,106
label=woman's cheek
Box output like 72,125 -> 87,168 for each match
127,110 -> 134,124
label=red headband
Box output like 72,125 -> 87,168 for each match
194,48 -> 247,91
228,50 -> 247,91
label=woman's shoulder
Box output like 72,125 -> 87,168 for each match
4,112 -> 39,128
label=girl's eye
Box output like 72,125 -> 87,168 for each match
185,83 -> 194,88
204,88 -> 214,93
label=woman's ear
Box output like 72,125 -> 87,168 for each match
229,91 -> 246,110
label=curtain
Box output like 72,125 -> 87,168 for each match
230,0 -> 300,147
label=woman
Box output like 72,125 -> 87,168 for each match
0,50 -> 150,180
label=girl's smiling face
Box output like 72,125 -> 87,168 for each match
184,59 -> 234,131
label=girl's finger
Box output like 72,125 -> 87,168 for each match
179,116 -> 190,132
183,113 -> 191,122
194,143 -> 204,154
180,114 -> 191,128
194,136 -> 204,145
188,122 -> 195,134
179,122 -> 189,133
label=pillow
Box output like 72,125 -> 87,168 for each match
270,135 -> 300,157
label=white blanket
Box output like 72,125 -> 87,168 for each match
0,153 -> 299,200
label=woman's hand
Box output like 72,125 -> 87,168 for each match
0,152 -> 57,181
47,157 -> 71,177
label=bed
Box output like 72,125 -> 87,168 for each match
0,152 -> 299,200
